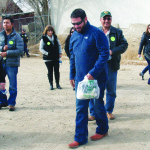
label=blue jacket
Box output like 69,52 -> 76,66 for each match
0,29 -> 24,67
69,21 -> 109,82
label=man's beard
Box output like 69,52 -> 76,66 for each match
76,21 -> 86,33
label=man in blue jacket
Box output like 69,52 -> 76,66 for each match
89,11 -> 128,121
0,16 -> 23,111
68,8 -> 109,148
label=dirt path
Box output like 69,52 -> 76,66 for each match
0,57 -> 150,150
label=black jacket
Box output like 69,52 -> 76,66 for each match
42,35 -> 59,60
100,26 -> 128,71
138,32 -> 150,59
20,33 -> 28,43
64,35 -> 71,59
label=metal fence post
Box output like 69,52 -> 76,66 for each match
34,15 -> 37,44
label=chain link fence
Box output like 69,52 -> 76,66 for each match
0,14 -> 50,46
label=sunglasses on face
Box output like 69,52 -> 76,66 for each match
71,31 -> 74,33
71,20 -> 83,26
103,17 -> 111,21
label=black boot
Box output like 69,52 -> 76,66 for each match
56,84 -> 62,89
50,85 -> 53,90
50,81 -> 53,90
48,74 -> 53,90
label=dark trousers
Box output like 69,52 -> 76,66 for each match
24,43 -> 29,56
45,60 -> 60,85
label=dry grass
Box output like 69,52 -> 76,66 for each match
28,36 -> 68,59
28,24 -> 148,65
121,25 -> 147,65
28,43 -> 42,58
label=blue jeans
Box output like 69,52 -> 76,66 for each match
145,56 -> 150,84
89,63 -> 117,116
142,66 -> 148,74
24,43 -> 29,56
0,65 -> 18,106
105,63 -> 117,113
75,81 -> 108,144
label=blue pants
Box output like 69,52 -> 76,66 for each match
145,56 -> 150,84
24,43 -> 29,56
89,63 -> 117,116
0,65 -> 18,106
75,81 -> 108,144
105,63 -> 117,113
142,66 -> 148,74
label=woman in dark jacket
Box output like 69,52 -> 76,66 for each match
39,25 -> 62,90
64,27 -> 75,91
64,27 -> 75,59
138,24 -> 150,84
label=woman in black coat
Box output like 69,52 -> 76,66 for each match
64,27 -> 75,59
39,25 -> 62,90
138,24 -> 150,85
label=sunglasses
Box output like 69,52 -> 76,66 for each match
103,17 -> 111,21
71,20 -> 83,26
71,31 -> 74,33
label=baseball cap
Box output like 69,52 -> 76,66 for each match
22,29 -> 26,31
100,11 -> 112,18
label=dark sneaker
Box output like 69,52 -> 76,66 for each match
9,105 -> 15,111
56,85 -> 62,89
139,72 -> 144,80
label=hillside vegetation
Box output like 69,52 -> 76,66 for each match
28,24 -> 148,65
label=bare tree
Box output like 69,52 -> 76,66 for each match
24,0 -> 71,33
49,0 -> 91,33
23,0 -> 92,34
42,0 -> 51,25
25,0 -> 51,28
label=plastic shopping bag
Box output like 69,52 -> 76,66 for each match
77,76 -> 100,100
